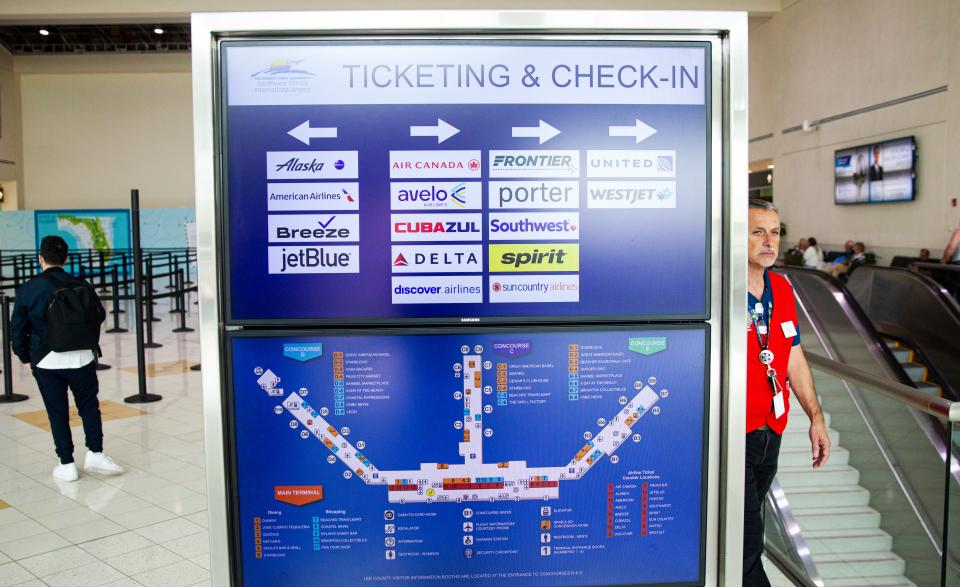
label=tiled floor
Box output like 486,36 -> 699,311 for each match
0,296 -> 209,587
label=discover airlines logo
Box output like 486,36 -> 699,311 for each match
490,275 -> 580,303
392,276 -> 482,304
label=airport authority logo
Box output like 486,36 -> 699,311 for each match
249,58 -> 318,96
250,58 -> 316,78
390,182 -> 482,210
488,244 -> 580,273
489,150 -> 580,178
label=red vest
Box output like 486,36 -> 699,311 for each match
746,271 -> 798,434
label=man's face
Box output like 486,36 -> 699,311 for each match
748,208 -> 780,269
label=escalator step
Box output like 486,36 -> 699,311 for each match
824,575 -> 916,586
914,383 -> 941,395
813,551 -> 906,580
803,528 -> 893,554
889,349 -> 912,362
782,485 -> 870,508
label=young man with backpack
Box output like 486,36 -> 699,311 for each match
10,235 -> 124,482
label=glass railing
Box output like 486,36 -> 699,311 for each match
764,353 -> 960,586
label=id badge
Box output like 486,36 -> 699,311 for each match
773,391 -> 786,418
781,320 -> 797,338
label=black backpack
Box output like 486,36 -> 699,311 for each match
42,274 -> 102,353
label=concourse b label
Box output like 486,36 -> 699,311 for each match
222,40 -> 710,322
230,326 -> 708,586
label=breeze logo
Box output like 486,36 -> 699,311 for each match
391,276 -> 482,304
389,150 -> 482,179
390,182 -> 482,210
267,151 -> 358,180
488,212 -> 580,241
391,245 -> 483,273
585,150 -> 677,178
267,182 -> 359,212
488,181 -> 579,210
488,244 -> 580,273
267,214 -> 359,242
586,181 -> 677,209
268,245 -> 359,274
489,150 -> 580,179
391,213 -> 482,242
489,275 -> 580,303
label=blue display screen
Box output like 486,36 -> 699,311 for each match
230,326 -> 707,586
221,41 -> 710,323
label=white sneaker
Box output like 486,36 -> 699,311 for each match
53,462 -> 79,482
83,452 -> 125,476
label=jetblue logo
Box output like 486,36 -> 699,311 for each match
488,212 -> 580,241
267,215 -> 359,242
390,182 -> 482,210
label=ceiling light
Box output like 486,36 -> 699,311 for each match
39,29 -> 49,36
154,27 -> 164,34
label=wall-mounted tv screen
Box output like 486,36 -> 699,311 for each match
834,136 -> 916,205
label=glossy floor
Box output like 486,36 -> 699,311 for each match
0,297 -> 208,587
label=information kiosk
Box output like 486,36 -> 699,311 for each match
192,11 -> 748,586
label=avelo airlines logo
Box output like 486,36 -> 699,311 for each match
390,182 -> 481,210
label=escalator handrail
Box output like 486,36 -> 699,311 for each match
848,264 -> 960,322
778,267 -> 917,388
806,353 -> 960,422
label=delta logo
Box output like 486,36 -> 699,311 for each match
391,245 -> 483,273
393,253 -> 408,267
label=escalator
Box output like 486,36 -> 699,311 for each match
765,267 -> 959,586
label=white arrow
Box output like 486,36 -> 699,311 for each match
511,120 -> 561,145
410,118 -> 460,144
608,119 -> 658,144
287,121 -> 338,145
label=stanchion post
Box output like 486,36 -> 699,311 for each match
0,295 -> 29,403
173,270 -> 194,333
124,189 -> 161,404
106,266 -> 127,334
143,266 -> 162,348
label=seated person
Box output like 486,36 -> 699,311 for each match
803,237 -> 825,270
828,242 -> 866,278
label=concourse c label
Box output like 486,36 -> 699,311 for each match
222,40 -> 710,322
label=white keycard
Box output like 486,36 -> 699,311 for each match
773,391 -> 786,418
780,320 -> 797,338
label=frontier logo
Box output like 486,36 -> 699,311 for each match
489,150 -> 580,178
390,151 -> 482,179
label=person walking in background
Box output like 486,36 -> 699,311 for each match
10,236 -> 125,482
802,237 -> 825,270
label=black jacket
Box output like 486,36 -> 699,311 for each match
10,267 -> 106,367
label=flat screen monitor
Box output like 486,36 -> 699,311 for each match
219,40 -> 712,324
834,136 -> 916,205
229,325 -> 708,586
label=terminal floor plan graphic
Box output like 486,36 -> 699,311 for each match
231,327 -> 707,586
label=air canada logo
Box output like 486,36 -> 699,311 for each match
250,58 -> 316,78
393,253 -> 408,267
468,160 -> 480,172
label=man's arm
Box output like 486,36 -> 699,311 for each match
941,228 -> 960,264
9,294 -> 32,364
786,345 -> 831,468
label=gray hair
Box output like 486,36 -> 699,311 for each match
749,198 -> 778,212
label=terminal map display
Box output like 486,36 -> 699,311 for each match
230,326 -> 707,586
221,41 -> 710,323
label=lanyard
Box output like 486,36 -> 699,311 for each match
749,295 -> 783,396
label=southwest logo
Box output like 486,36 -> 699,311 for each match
488,244 -> 580,272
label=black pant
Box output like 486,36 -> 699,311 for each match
744,428 -> 782,587
33,362 -> 103,465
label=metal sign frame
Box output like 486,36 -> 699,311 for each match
192,10 -> 747,586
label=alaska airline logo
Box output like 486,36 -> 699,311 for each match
391,213 -> 482,242
489,150 -> 580,178
488,212 -> 580,241
488,244 -> 580,272
267,151 -> 358,180
391,182 -> 481,210
390,151 -> 482,179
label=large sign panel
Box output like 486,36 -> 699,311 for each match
222,41 -> 710,322
231,326 -> 707,586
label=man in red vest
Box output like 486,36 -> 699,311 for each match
744,199 -> 830,586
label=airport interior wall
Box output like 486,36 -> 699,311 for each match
0,0 -> 958,262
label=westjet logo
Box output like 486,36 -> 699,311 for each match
586,181 -> 677,209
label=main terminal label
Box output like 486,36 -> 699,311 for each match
222,41 -> 710,322
231,327 -> 707,586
